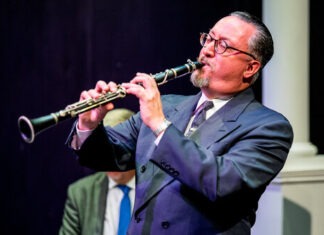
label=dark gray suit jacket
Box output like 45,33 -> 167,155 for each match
67,88 -> 294,235
59,172 -> 108,235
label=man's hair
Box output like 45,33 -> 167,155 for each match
230,11 -> 274,82
103,108 -> 134,127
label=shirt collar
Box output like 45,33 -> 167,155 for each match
108,175 -> 136,190
197,93 -> 232,110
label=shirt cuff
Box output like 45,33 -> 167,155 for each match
71,121 -> 94,149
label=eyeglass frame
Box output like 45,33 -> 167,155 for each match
200,32 -> 257,60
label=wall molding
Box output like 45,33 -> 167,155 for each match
273,155 -> 324,184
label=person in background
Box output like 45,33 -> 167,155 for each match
66,11 -> 294,234
59,108 -> 135,235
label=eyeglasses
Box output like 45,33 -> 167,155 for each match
199,32 -> 256,60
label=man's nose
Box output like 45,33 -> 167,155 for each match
201,41 -> 215,57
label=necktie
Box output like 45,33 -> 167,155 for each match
117,185 -> 131,235
186,100 -> 214,136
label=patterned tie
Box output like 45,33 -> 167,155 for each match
186,100 -> 214,136
117,185 -> 131,235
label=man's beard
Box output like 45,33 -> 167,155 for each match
190,71 -> 209,88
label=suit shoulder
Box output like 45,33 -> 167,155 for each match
161,94 -> 195,106
252,102 -> 291,122
68,172 -> 106,190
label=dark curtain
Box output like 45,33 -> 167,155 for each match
1,1 -> 282,234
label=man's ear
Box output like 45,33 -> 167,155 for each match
243,60 -> 261,82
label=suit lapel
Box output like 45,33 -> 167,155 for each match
96,174 -> 109,234
189,88 -> 255,146
166,93 -> 201,132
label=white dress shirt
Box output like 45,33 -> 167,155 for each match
103,176 -> 136,235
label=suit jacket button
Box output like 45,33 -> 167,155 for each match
140,165 -> 146,173
161,221 -> 170,229
135,217 -> 142,223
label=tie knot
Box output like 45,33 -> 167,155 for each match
117,185 -> 130,195
186,100 -> 214,137
193,100 -> 214,116
202,100 -> 214,111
